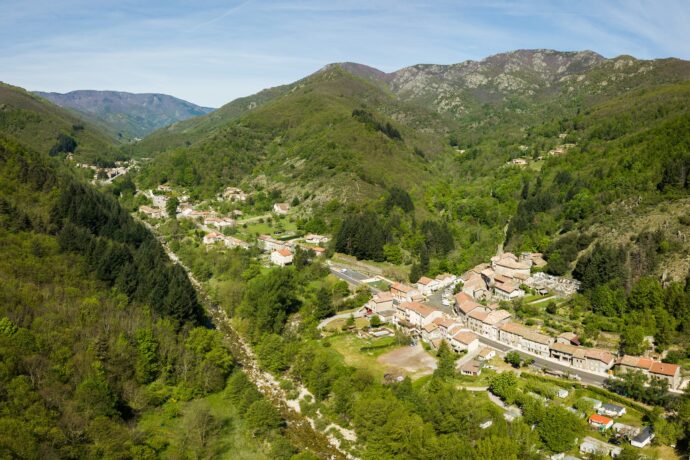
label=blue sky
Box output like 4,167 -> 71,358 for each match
1,0 -> 689,107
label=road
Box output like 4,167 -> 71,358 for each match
317,310 -> 366,330
475,335 -> 608,386
329,266 -> 380,292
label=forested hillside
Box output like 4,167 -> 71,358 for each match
0,83 -> 117,163
34,90 -> 215,141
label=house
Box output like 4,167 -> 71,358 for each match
222,187 -> 247,201
205,216 -> 236,228
306,246 -> 326,257
454,292 -> 484,319
271,248 -> 293,266
493,279 -> 525,300
395,302 -> 442,330
273,202 -> 290,214
491,252 -> 531,278
304,234 -> 330,245
391,282 -> 420,302
550,342 -> 578,363
461,274 -> 490,299
589,414 -> 614,430
203,232 -> 224,245
598,403 -> 626,418
258,234 -> 289,252
467,309 -> 511,340
432,317 -> 463,339
631,426 -> 654,448
498,323 -> 553,357
225,236 -> 250,249
460,359 -> 482,376
556,332 -> 581,346
649,361 -> 682,389
421,322 -> 441,343
416,276 -> 439,296
477,347 -> 496,361
435,273 -> 457,289
449,330 -> 480,353
580,436 -> 622,458
139,205 -> 165,219
363,292 -> 394,315
572,348 -> 615,373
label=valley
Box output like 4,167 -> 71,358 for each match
2,47 -> 690,459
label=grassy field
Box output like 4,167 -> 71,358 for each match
137,389 -> 268,459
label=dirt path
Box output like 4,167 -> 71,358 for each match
142,221 -> 356,459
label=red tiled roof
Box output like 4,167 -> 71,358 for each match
589,414 -> 612,425
277,248 -> 293,257
392,282 -> 416,293
650,362 -> 680,377
400,301 -> 438,318
417,276 -> 434,285
453,330 -> 478,345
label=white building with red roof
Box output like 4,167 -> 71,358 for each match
270,248 -> 294,266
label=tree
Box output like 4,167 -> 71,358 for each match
135,328 -> 159,384
166,196 -> 179,218
489,372 -> 518,404
240,268 -> 301,338
504,351 -> 522,368
313,287 -> 335,320
182,400 -> 219,450
245,399 -> 284,436
434,341 -> 457,379
537,406 -> 582,452
620,325 -> 648,355
369,315 -> 381,328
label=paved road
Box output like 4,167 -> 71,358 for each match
475,335 -> 608,386
329,266 -> 380,292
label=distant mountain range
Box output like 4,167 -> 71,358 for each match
33,90 -> 214,140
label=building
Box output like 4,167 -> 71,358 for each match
395,302 -> 442,331
467,309 -> 511,340
435,273 -> 457,289
421,323 -> 441,343
139,205 -> 165,219
391,283 -> 420,302
449,330 -> 480,353
222,187 -> 247,201
454,292 -> 485,319
477,347 -> 496,361
616,355 -> 681,388
556,332 -> 580,346
598,404 -> 626,418
304,234 -> 330,245
203,232 -> 224,245
589,414 -> 614,430
631,427 -> 654,448
498,323 -> 553,357
205,216 -> 236,228
225,236 -> 250,249
460,359 -> 482,376
271,248 -> 294,266
580,436 -> 622,457
273,202 -> 290,215
363,292 -> 394,315
573,348 -> 615,373
493,279 -> 525,300
491,252 -> 531,278
432,317 -> 464,340
258,234 -> 289,252
416,276 -> 439,296
461,274 -> 490,299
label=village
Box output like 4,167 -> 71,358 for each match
136,182 -> 682,458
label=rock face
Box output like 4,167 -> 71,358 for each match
34,90 -> 215,140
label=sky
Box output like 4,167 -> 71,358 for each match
1,0 -> 689,107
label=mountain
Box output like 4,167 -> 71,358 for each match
1,82 -> 117,162
34,90 -> 215,140
134,49 -> 690,280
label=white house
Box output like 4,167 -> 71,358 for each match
631,427 -> 654,448
271,248 -> 294,266
304,234 -> 330,245
273,202 -> 290,215
203,232 -> 225,245
416,276 -> 439,296
258,235 -> 289,252
225,236 -> 250,249
395,302 -> 442,330
390,283 -> 421,302
449,330 -> 480,353
223,187 -> 247,201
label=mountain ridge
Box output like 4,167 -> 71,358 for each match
34,89 -> 215,140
